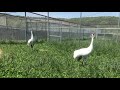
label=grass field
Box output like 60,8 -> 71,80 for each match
0,39 -> 120,78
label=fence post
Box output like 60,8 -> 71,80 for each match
60,21 -> 62,43
118,12 -> 120,28
117,12 -> 120,42
77,24 -> 78,40
104,29 -> 105,40
79,12 -> 82,40
25,12 -> 27,42
96,25 -> 98,39
47,12 -> 49,42
36,22 -> 37,31
69,23 -> 71,39
6,13 -> 8,33
117,29 -> 119,42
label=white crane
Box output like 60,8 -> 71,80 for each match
73,34 -> 95,64
27,30 -> 35,48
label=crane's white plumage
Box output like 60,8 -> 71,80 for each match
73,34 -> 95,61
27,30 -> 35,48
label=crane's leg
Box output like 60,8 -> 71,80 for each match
82,56 -> 85,65
77,56 -> 82,61
82,56 -> 88,65
31,44 -> 33,49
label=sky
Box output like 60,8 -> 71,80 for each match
1,12 -> 119,18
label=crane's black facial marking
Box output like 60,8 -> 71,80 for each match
76,56 -> 82,61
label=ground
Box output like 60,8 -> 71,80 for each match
0,39 -> 120,78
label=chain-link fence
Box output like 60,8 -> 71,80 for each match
0,13 -> 26,41
0,12 -> 120,42
0,12 -> 83,42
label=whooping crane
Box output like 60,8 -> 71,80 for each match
27,30 -> 35,48
73,34 -> 95,64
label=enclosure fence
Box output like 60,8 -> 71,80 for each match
0,12 -> 120,42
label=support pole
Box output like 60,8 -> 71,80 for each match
79,12 -> 82,40
47,12 -> 49,42
25,12 -> 27,42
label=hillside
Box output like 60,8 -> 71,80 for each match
66,16 -> 119,25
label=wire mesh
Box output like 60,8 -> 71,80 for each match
0,12 -> 120,43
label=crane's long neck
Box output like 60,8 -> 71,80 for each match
89,36 -> 94,49
31,31 -> 33,39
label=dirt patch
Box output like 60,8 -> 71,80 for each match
0,49 -> 3,58
39,49 -> 48,52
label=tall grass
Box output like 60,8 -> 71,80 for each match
0,39 -> 120,78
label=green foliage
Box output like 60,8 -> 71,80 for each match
0,40 -> 120,78
66,16 -> 118,26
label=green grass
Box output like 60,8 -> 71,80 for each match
0,39 -> 120,78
